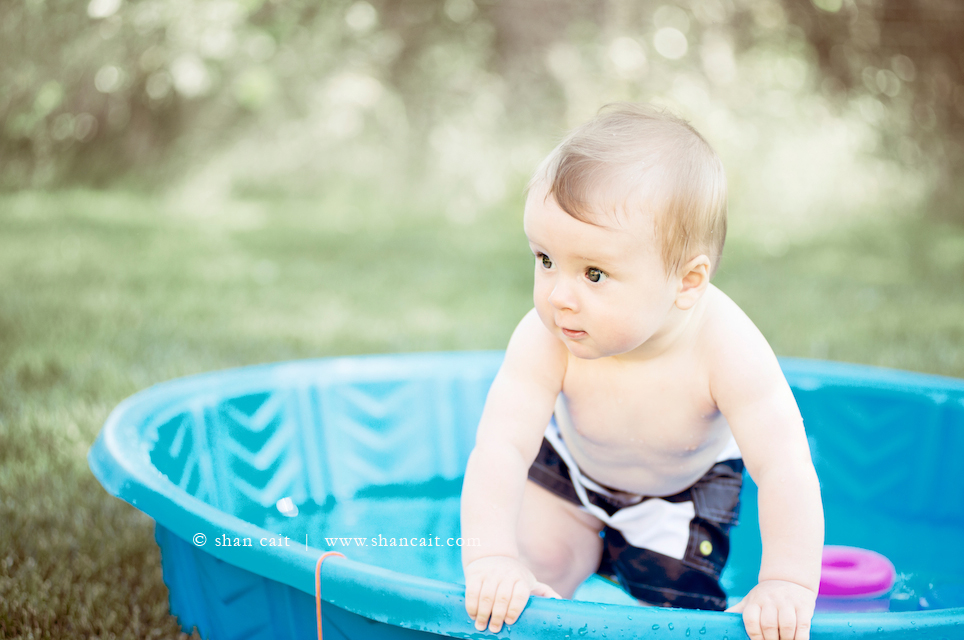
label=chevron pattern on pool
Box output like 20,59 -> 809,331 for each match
148,377 -> 487,520
795,385 -> 964,524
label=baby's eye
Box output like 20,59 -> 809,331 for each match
539,254 -> 553,269
586,267 -> 607,283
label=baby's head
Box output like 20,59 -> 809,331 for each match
529,103 -> 727,277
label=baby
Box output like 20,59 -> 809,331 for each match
460,103 -> 824,640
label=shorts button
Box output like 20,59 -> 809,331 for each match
699,540 -> 713,556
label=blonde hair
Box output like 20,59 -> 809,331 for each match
530,103 -> 727,276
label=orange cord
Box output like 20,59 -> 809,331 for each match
315,551 -> 345,640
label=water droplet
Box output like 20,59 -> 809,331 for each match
669,623 -> 674,630
877,628 -> 883,633
628,615 -> 633,621
686,629 -> 691,637
699,626 -> 707,635
653,624 -> 660,630
848,622 -> 853,627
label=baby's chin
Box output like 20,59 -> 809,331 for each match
559,335 -> 611,360
560,332 -> 651,360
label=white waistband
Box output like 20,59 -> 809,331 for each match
546,395 -> 742,526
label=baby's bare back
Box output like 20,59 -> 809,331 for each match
558,299 -> 736,497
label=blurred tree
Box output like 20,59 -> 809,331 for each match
1,0 -> 190,188
0,0 -> 335,189
782,0 -> 964,221
370,0 -> 603,170
2,0 -> 959,229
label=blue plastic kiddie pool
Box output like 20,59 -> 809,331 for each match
88,351 -> 964,639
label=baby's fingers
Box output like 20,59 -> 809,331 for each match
473,579 -> 498,631
777,605 -> 797,640
793,605 -> 812,640
759,604 -> 780,640
741,602 -> 763,640
464,577 -> 482,618
504,582 -> 533,626
487,580 -> 519,633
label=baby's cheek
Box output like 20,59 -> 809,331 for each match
532,301 -> 556,332
607,317 -> 653,352
532,281 -> 551,307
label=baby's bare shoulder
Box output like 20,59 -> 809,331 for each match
699,286 -> 780,378
698,285 -> 789,406
502,308 -> 568,390
700,285 -> 769,346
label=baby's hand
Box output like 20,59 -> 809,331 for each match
464,556 -> 561,632
726,579 -> 817,640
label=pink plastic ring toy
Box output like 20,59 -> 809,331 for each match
819,545 -> 896,598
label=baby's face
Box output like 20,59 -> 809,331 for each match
523,185 -> 680,360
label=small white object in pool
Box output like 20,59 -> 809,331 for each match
276,497 -> 299,518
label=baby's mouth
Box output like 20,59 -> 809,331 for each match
560,327 -> 587,339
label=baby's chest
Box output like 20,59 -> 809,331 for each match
561,360 -> 719,453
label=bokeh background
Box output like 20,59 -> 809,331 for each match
2,0 -> 963,637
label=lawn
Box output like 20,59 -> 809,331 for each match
1,189 -> 962,638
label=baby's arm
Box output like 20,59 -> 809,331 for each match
707,305 -> 824,640
461,309 -> 567,633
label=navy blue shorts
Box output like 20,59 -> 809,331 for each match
527,435 -> 744,611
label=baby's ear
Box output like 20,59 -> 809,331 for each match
675,255 -> 711,310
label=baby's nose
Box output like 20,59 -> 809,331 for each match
548,282 -> 578,311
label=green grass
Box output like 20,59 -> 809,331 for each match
1,189 -> 962,639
